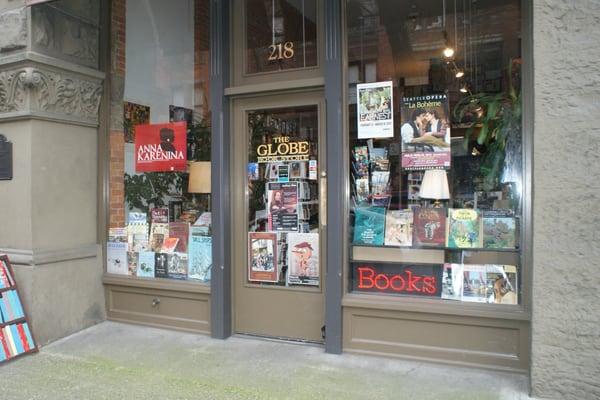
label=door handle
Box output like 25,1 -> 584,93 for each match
320,176 -> 327,227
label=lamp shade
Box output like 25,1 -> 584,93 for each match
419,169 -> 450,200
188,161 -> 211,194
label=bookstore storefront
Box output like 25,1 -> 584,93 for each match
103,0 -> 532,372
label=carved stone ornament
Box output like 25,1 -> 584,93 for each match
0,66 -> 103,125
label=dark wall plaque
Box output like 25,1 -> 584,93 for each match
0,135 -> 13,180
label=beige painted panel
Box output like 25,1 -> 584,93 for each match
0,120 -> 33,250
353,246 -> 445,264
31,119 -> 98,248
344,307 -> 529,372
106,285 -> 210,334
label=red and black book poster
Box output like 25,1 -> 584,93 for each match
135,122 -> 187,172
413,207 -> 447,247
352,262 -> 443,297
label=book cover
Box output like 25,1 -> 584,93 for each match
151,207 -> 169,223
289,161 -> 307,179
0,330 -> 6,361
130,233 -> 149,252
149,223 -> 169,252
154,253 -> 169,278
413,207 -> 446,247
108,227 -> 128,243
248,232 -> 278,283
384,210 -> 413,247
168,201 -> 183,222
462,264 -> 488,302
194,212 -> 212,227
446,208 -> 483,248
137,251 -> 155,278
188,230 -> 212,282
441,263 -> 463,300
355,178 -> 370,203
370,171 -> 390,196
0,260 -> 14,289
370,147 -> 389,171
483,210 -> 516,249
169,222 -> 190,252
287,233 -> 319,286
353,207 -> 386,245
127,213 -> 148,251
9,324 -> 23,355
127,252 -> 138,276
161,237 -> 179,253
486,265 -> 518,304
167,252 -> 188,280
106,242 -> 128,275
3,326 -> 17,357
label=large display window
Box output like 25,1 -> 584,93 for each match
346,0 -> 524,305
106,0 -> 212,284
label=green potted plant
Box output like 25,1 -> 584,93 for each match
453,60 -> 522,192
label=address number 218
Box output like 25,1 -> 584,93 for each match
268,42 -> 294,61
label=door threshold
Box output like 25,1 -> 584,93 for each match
234,332 -> 324,347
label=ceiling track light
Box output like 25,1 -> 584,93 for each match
443,46 -> 455,59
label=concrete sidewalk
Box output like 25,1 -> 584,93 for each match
0,321 -> 531,399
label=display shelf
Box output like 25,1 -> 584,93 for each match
342,293 -> 531,321
0,255 -> 39,364
351,243 -> 520,253
0,317 -> 26,327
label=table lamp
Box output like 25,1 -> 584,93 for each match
419,169 -> 450,207
188,161 -> 211,211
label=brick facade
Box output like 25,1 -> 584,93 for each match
109,0 -> 127,228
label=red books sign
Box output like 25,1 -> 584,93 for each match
135,122 -> 187,172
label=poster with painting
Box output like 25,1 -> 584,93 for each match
248,232 -> 278,283
169,105 -> 193,127
123,101 -> 150,143
400,94 -> 451,170
287,233 -> 319,286
357,81 -> 394,139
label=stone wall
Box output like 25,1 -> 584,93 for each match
531,0 -> 600,399
0,0 -> 106,345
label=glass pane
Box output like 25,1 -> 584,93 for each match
247,106 -> 320,287
346,0 -> 523,305
245,0 -> 318,74
107,0 -> 212,283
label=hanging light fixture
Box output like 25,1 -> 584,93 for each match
442,0 -> 454,59
443,46 -> 455,58
455,70 -> 465,78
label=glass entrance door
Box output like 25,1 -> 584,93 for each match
232,92 -> 325,342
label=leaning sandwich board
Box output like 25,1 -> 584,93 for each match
0,255 -> 38,363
